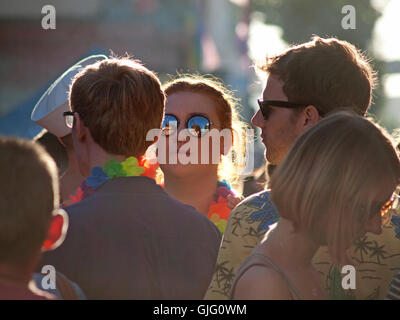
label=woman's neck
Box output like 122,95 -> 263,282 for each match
164,171 -> 218,215
260,218 -> 319,269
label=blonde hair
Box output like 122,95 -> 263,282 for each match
162,74 -> 248,185
270,111 -> 400,264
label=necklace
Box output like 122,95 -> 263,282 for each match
207,180 -> 236,234
69,156 -> 157,203
69,158 -> 236,234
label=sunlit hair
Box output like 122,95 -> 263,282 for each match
0,137 -> 58,265
162,74 -> 247,184
259,35 -> 377,116
270,111 -> 400,264
70,56 -> 165,158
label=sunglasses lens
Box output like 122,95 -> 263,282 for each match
162,114 -> 178,136
65,115 -> 74,128
187,116 -> 210,137
258,100 -> 269,119
381,197 -> 396,225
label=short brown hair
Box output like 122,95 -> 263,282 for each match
0,137 -> 58,265
270,111 -> 400,264
260,36 -> 376,116
70,57 -> 165,157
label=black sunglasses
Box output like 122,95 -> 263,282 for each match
369,192 -> 400,225
257,99 -> 325,119
162,114 -> 215,137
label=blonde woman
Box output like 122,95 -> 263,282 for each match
157,76 -> 246,234
232,111 -> 400,299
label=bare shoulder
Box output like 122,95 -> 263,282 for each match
232,265 -> 292,300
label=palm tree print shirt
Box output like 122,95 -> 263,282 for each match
204,190 -> 400,300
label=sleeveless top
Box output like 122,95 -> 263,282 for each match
230,253 -> 302,300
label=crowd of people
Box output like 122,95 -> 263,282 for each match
1,35 -> 400,300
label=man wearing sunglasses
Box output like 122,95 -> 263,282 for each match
205,36 -> 400,300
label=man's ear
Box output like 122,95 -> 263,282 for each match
301,105 -> 321,129
42,209 -> 69,252
74,113 -> 87,143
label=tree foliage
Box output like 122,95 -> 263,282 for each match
250,0 -> 381,49
250,0 -> 385,116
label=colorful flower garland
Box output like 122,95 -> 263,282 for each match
207,180 -> 236,234
69,156 -> 158,203
69,157 -> 236,234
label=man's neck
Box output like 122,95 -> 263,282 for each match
85,144 -> 127,177
0,256 -> 39,287
90,147 -> 125,169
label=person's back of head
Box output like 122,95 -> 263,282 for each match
69,57 -> 165,158
260,36 -> 376,116
0,137 -> 59,268
270,111 -> 400,264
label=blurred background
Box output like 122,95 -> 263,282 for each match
0,0 -> 399,170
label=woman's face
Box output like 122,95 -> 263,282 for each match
158,90 -> 224,179
348,183 -> 399,250
312,184 -> 396,252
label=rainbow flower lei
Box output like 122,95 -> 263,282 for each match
70,156 -> 158,203
207,180 -> 236,234
69,157 -> 236,234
